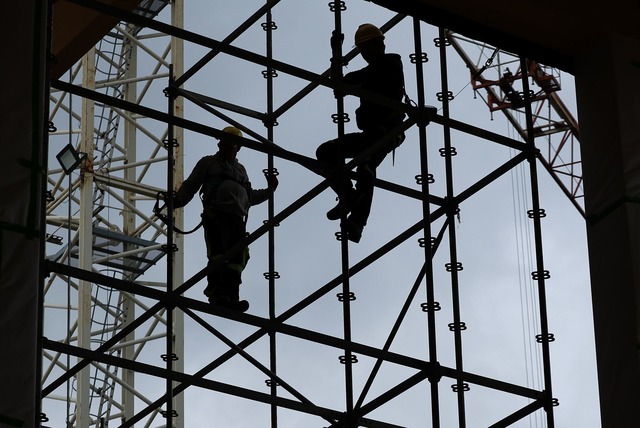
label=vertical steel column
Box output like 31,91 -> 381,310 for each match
412,17 -> 441,428
65,70 -> 74,428
264,4 -> 279,427
437,27 -> 467,428
330,2 -> 355,423
520,56 -> 556,427
164,65 -> 177,427
77,46 -> 96,428
38,2 -> 53,423
121,27 -> 137,424
171,1 -> 185,425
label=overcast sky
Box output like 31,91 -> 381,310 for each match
44,1 -> 600,427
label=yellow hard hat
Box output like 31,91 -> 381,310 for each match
354,23 -> 384,46
220,126 -> 242,138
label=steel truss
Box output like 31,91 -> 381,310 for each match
42,0 -> 568,427
446,31 -> 583,216
44,1 -> 182,426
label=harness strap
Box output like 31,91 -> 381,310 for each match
153,192 -> 203,235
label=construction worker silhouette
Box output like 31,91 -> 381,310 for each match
316,23 -> 406,243
172,126 -> 278,311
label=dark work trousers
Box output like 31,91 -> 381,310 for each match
316,129 -> 397,227
201,209 -> 249,300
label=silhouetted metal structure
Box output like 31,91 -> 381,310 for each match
42,1 -> 577,426
447,31 -> 583,216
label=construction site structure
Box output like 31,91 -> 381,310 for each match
6,0 -> 622,427
40,1 -> 588,427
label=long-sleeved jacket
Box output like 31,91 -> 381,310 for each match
174,154 -> 271,217
344,53 -> 406,132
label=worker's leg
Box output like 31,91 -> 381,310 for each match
337,163 -> 375,243
316,138 -> 352,195
317,133 -> 367,220
340,129 -> 392,242
219,213 -> 250,311
344,128 -> 406,242
350,163 -> 376,227
201,211 -> 247,308
202,211 -> 226,300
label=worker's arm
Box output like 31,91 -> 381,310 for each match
173,156 -> 211,208
249,172 -> 278,207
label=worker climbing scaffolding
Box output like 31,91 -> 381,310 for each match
316,23 -> 407,243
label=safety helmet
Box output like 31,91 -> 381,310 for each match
218,126 -> 242,152
220,126 -> 242,138
354,23 -> 384,46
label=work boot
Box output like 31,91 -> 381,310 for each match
226,299 -> 250,312
223,283 -> 250,312
207,290 -> 248,311
205,286 -> 231,307
341,218 -> 364,243
326,189 -> 356,221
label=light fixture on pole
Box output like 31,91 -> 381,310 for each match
56,143 -> 84,175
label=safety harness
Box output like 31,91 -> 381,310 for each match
153,159 -> 252,234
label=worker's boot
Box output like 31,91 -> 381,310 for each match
214,269 -> 249,312
204,262 -> 227,304
341,217 -> 364,243
327,189 -> 356,221
224,282 -> 249,312
205,286 -> 231,307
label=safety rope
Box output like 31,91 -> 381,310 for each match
153,191 -> 203,235
509,135 -> 545,428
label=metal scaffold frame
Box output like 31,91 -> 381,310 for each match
41,0 -> 572,427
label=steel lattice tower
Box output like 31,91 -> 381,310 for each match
41,1 -> 582,427
44,1 -> 185,425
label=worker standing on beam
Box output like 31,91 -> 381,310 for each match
170,126 -> 278,311
316,23 -> 406,243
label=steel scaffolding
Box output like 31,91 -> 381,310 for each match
41,1 -> 575,427
44,1 -> 183,426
